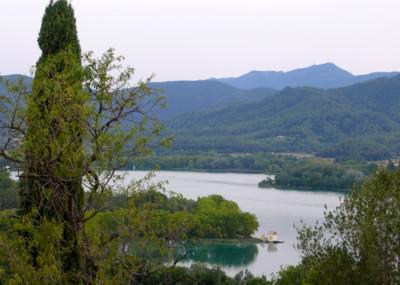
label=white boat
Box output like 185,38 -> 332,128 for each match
260,231 -> 284,243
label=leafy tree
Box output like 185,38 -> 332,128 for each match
0,0 -> 168,282
288,168 -> 400,284
143,265 -> 272,285
194,195 -> 259,238
102,189 -> 259,240
8,0 -> 86,276
0,1 -> 258,283
37,0 -> 81,63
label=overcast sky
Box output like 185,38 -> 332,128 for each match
1,0 -> 399,81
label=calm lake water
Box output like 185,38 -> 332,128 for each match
116,171 -> 342,277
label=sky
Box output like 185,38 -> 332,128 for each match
1,0 -> 399,81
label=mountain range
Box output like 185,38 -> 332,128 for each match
170,75 -> 400,160
2,63 -> 398,120
217,63 -> 399,90
2,64 -> 400,160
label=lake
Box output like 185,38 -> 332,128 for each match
116,171 -> 343,277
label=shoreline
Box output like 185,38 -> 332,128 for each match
126,168 -> 265,174
193,237 -> 280,244
258,183 -> 348,193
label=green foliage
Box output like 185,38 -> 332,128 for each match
0,173 -> 261,283
21,2 -> 86,276
83,177 -> 236,284
0,176 -> 194,284
132,152 -> 282,173
37,0 -> 81,63
21,48 -> 86,216
319,139 -> 391,161
94,188 -> 258,240
285,168 -> 400,284
0,211 -> 65,284
194,195 -> 259,238
143,264 -> 272,285
272,265 -> 309,285
259,158 -> 374,191
0,1 -> 169,281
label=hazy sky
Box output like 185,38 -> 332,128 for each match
1,0 -> 399,81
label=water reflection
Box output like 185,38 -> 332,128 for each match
185,242 -> 258,267
120,171 -> 342,276
262,243 -> 277,252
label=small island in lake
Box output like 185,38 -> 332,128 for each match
89,190 -> 260,240
259,159 -> 377,192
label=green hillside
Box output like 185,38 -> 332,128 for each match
169,75 -> 400,160
3,73 -> 400,160
150,80 -> 276,119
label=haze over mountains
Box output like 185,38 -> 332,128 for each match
149,81 -> 276,119
2,63 -> 400,160
217,63 -> 399,90
2,63 -> 398,120
0,74 -> 32,93
1,75 -> 276,120
154,63 -> 398,119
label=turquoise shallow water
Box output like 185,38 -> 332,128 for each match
117,171 -> 342,277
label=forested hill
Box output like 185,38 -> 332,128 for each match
0,75 -> 275,120
170,75 -> 400,160
218,63 -> 399,90
3,73 -> 400,160
149,80 -> 276,119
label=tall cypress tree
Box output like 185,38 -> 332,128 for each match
20,0 -> 86,276
37,0 -> 81,63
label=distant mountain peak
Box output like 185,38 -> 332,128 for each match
305,62 -> 352,74
314,62 -> 339,68
308,62 -> 345,70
